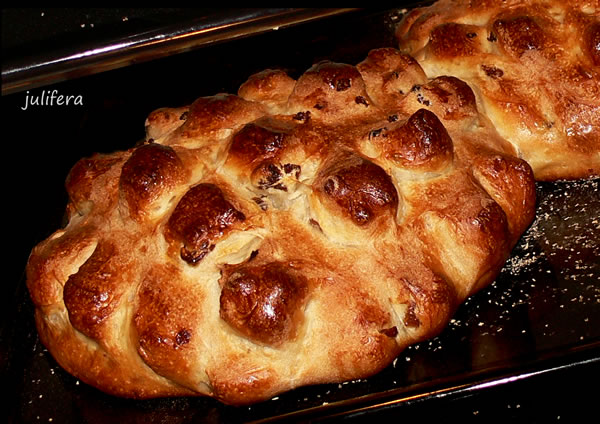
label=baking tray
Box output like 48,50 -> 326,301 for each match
1,8 -> 360,95
2,7 -> 599,423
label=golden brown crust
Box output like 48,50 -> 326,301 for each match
219,262 -> 309,346
26,46 -> 536,405
396,0 -> 600,181
119,143 -> 187,222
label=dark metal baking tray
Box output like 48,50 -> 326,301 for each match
2,7 -> 599,423
1,8 -> 359,95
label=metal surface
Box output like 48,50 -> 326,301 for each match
2,8 -> 358,95
2,6 -> 599,423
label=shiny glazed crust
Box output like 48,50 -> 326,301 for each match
26,47 -> 536,405
396,0 -> 600,181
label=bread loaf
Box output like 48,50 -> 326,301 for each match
26,46 -> 537,405
396,0 -> 600,181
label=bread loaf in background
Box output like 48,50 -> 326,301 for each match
396,0 -> 600,181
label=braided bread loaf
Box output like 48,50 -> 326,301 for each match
26,47 -> 536,405
396,0 -> 600,181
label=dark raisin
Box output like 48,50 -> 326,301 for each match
293,111 -> 311,121
481,64 -> 504,78
175,328 -> 191,346
336,78 -> 351,91
283,163 -> 301,178
416,93 -> 431,106
355,96 -> 369,106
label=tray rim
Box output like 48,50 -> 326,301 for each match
1,8 -> 361,96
